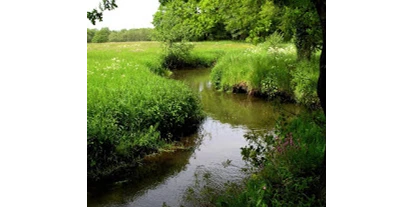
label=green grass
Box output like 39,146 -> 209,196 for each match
87,42 -> 204,180
211,43 -> 321,106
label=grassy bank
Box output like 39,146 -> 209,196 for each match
88,42 -> 204,180
211,43 -> 320,107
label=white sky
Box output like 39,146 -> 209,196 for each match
86,0 -> 160,30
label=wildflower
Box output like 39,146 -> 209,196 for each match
277,146 -> 282,153
262,186 -> 266,190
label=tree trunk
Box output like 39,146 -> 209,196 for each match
312,0 -> 326,200
295,22 -> 313,61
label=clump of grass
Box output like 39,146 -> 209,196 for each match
87,42 -> 204,180
211,42 -> 321,107
210,46 -> 296,100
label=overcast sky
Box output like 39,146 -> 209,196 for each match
87,0 -> 160,30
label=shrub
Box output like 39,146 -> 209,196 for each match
290,58 -> 320,108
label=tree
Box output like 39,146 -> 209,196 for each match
92,27 -> 110,43
280,6 -> 322,60
312,0 -> 326,199
152,0 -> 198,43
87,28 -> 98,43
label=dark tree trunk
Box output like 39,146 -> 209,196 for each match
295,22 -> 313,61
312,0 -> 326,200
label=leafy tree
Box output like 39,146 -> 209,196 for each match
247,0 -> 283,44
108,30 -> 122,42
92,27 -> 111,43
87,28 -> 98,43
280,6 -> 322,60
152,0 -> 201,43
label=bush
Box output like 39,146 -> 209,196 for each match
215,111 -> 326,207
162,42 -> 195,69
290,58 -> 320,107
181,111 -> 326,207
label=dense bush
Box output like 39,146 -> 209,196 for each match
290,58 -> 320,107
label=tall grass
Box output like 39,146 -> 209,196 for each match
210,43 -> 320,107
87,42 -> 204,180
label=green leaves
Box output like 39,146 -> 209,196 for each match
87,9 -> 103,26
87,0 -> 118,25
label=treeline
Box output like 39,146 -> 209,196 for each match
153,0 -> 322,60
87,28 -> 154,43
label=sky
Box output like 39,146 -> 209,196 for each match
87,0 -> 160,30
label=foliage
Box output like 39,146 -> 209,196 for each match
217,111 -> 326,206
290,57 -> 320,107
87,28 -> 98,43
152,0 -> 200,42
280,6 -> 322,60
91,27 -> 110,43
87,0 -> 323,62
88,28 -> 153,43
108,28 -> 153,42
162,42 -> 195,69
87,0 -> 118,25
150,0 -> 321,50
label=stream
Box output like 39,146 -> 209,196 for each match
88,68 -> 300,207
